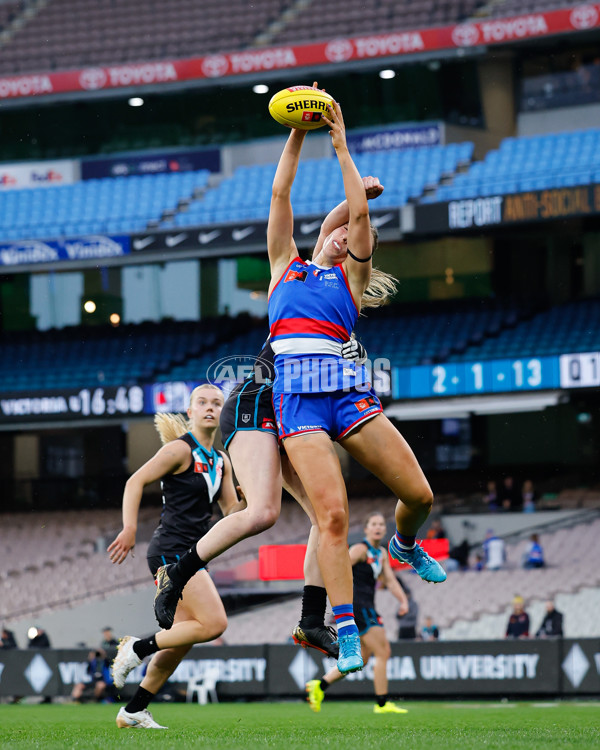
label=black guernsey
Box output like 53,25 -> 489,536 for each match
353,540 -> 384,609
147,432 -> 224,558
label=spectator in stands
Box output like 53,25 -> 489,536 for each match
71,649 -> 111,703
426,518 -> 446,539
535,600 -> 563,638
27,626 -> 50,649
522,533 -> 545,569
107,384 -> 244,730
420,616 -> 440,641
305,512 -> 409,715
483,480 -> 499,512
482,529 -> 505,571
505,596 -> 530,639
101,626 -> 119,651
0,626 -> 17,649
396,579 -> 419,640
521,479 -> 538,513
500,476 -> 521,512
152,96 -> 445,678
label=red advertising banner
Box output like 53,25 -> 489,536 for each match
0,4 -> 598,100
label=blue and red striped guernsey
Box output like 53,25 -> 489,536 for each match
268,258 -> 358,356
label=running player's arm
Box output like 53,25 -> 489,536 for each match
348,541 -> 368,566
217,452 -> 247,516
107,440 -> 190,564
312,176 -> 384,258
380,554 -> 409,615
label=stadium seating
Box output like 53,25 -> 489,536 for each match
0,0 -> 583,77
447,296 -> 600,362
0,317 -> 251,392
271,0 -> 484,45
0,144 -> 473,242
171,143 -> 474,227
3,292 -> 597,393
223,514 -> 600,644
0,0 -> 289,75
488,0 -> 583,17
426,129 -> 600,203
0,170 -> 210,241
3,499 -> 599,644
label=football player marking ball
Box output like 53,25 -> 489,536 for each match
268,85 -> 334,130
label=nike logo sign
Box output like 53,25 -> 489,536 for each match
300,220 -> 321,234
198,230 -> 221,244
132,236 -> 155,250
165,232 -> 188,247
371,212 -> 395,228
232,227 -> 254,241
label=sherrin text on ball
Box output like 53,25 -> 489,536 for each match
268,85 -> 334,130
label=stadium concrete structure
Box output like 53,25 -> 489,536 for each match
0,0 -> 599,701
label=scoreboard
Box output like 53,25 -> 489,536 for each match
391,352 -> 600,400
2,352 -> 599,425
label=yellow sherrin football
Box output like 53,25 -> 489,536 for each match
268,85 -> 334,130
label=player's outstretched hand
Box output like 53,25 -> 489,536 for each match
322,100 -> 347,152
107,527 -> 136,564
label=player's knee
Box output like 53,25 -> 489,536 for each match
207,613 -> 228,640
420,487 -> 434,513
318,504 -> 348,538
405,485 -> 433,514
246,505 -> 279,534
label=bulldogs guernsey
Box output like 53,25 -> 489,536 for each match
268,257 -> 369,394
147,432 -> 224,558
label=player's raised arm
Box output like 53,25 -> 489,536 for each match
267,129 -> 306,281
322,101 -> 373,295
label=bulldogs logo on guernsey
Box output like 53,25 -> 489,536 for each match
268,258 -> 369,393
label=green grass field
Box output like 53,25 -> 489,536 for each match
0,700 -> 598,750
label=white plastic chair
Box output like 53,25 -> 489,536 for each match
186,665 -> 219,705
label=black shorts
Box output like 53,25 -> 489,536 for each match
355,604 -> 383,636
220,341 -> 277,449
147,554 -> 210,579
147,554 -> 183,578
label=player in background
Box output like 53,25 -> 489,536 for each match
306,512 -> 409,714
107,384 -> 243,729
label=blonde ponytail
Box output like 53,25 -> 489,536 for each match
360,226 -> 398,308
154,412 -> 190,445
361,266 -> 398,308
